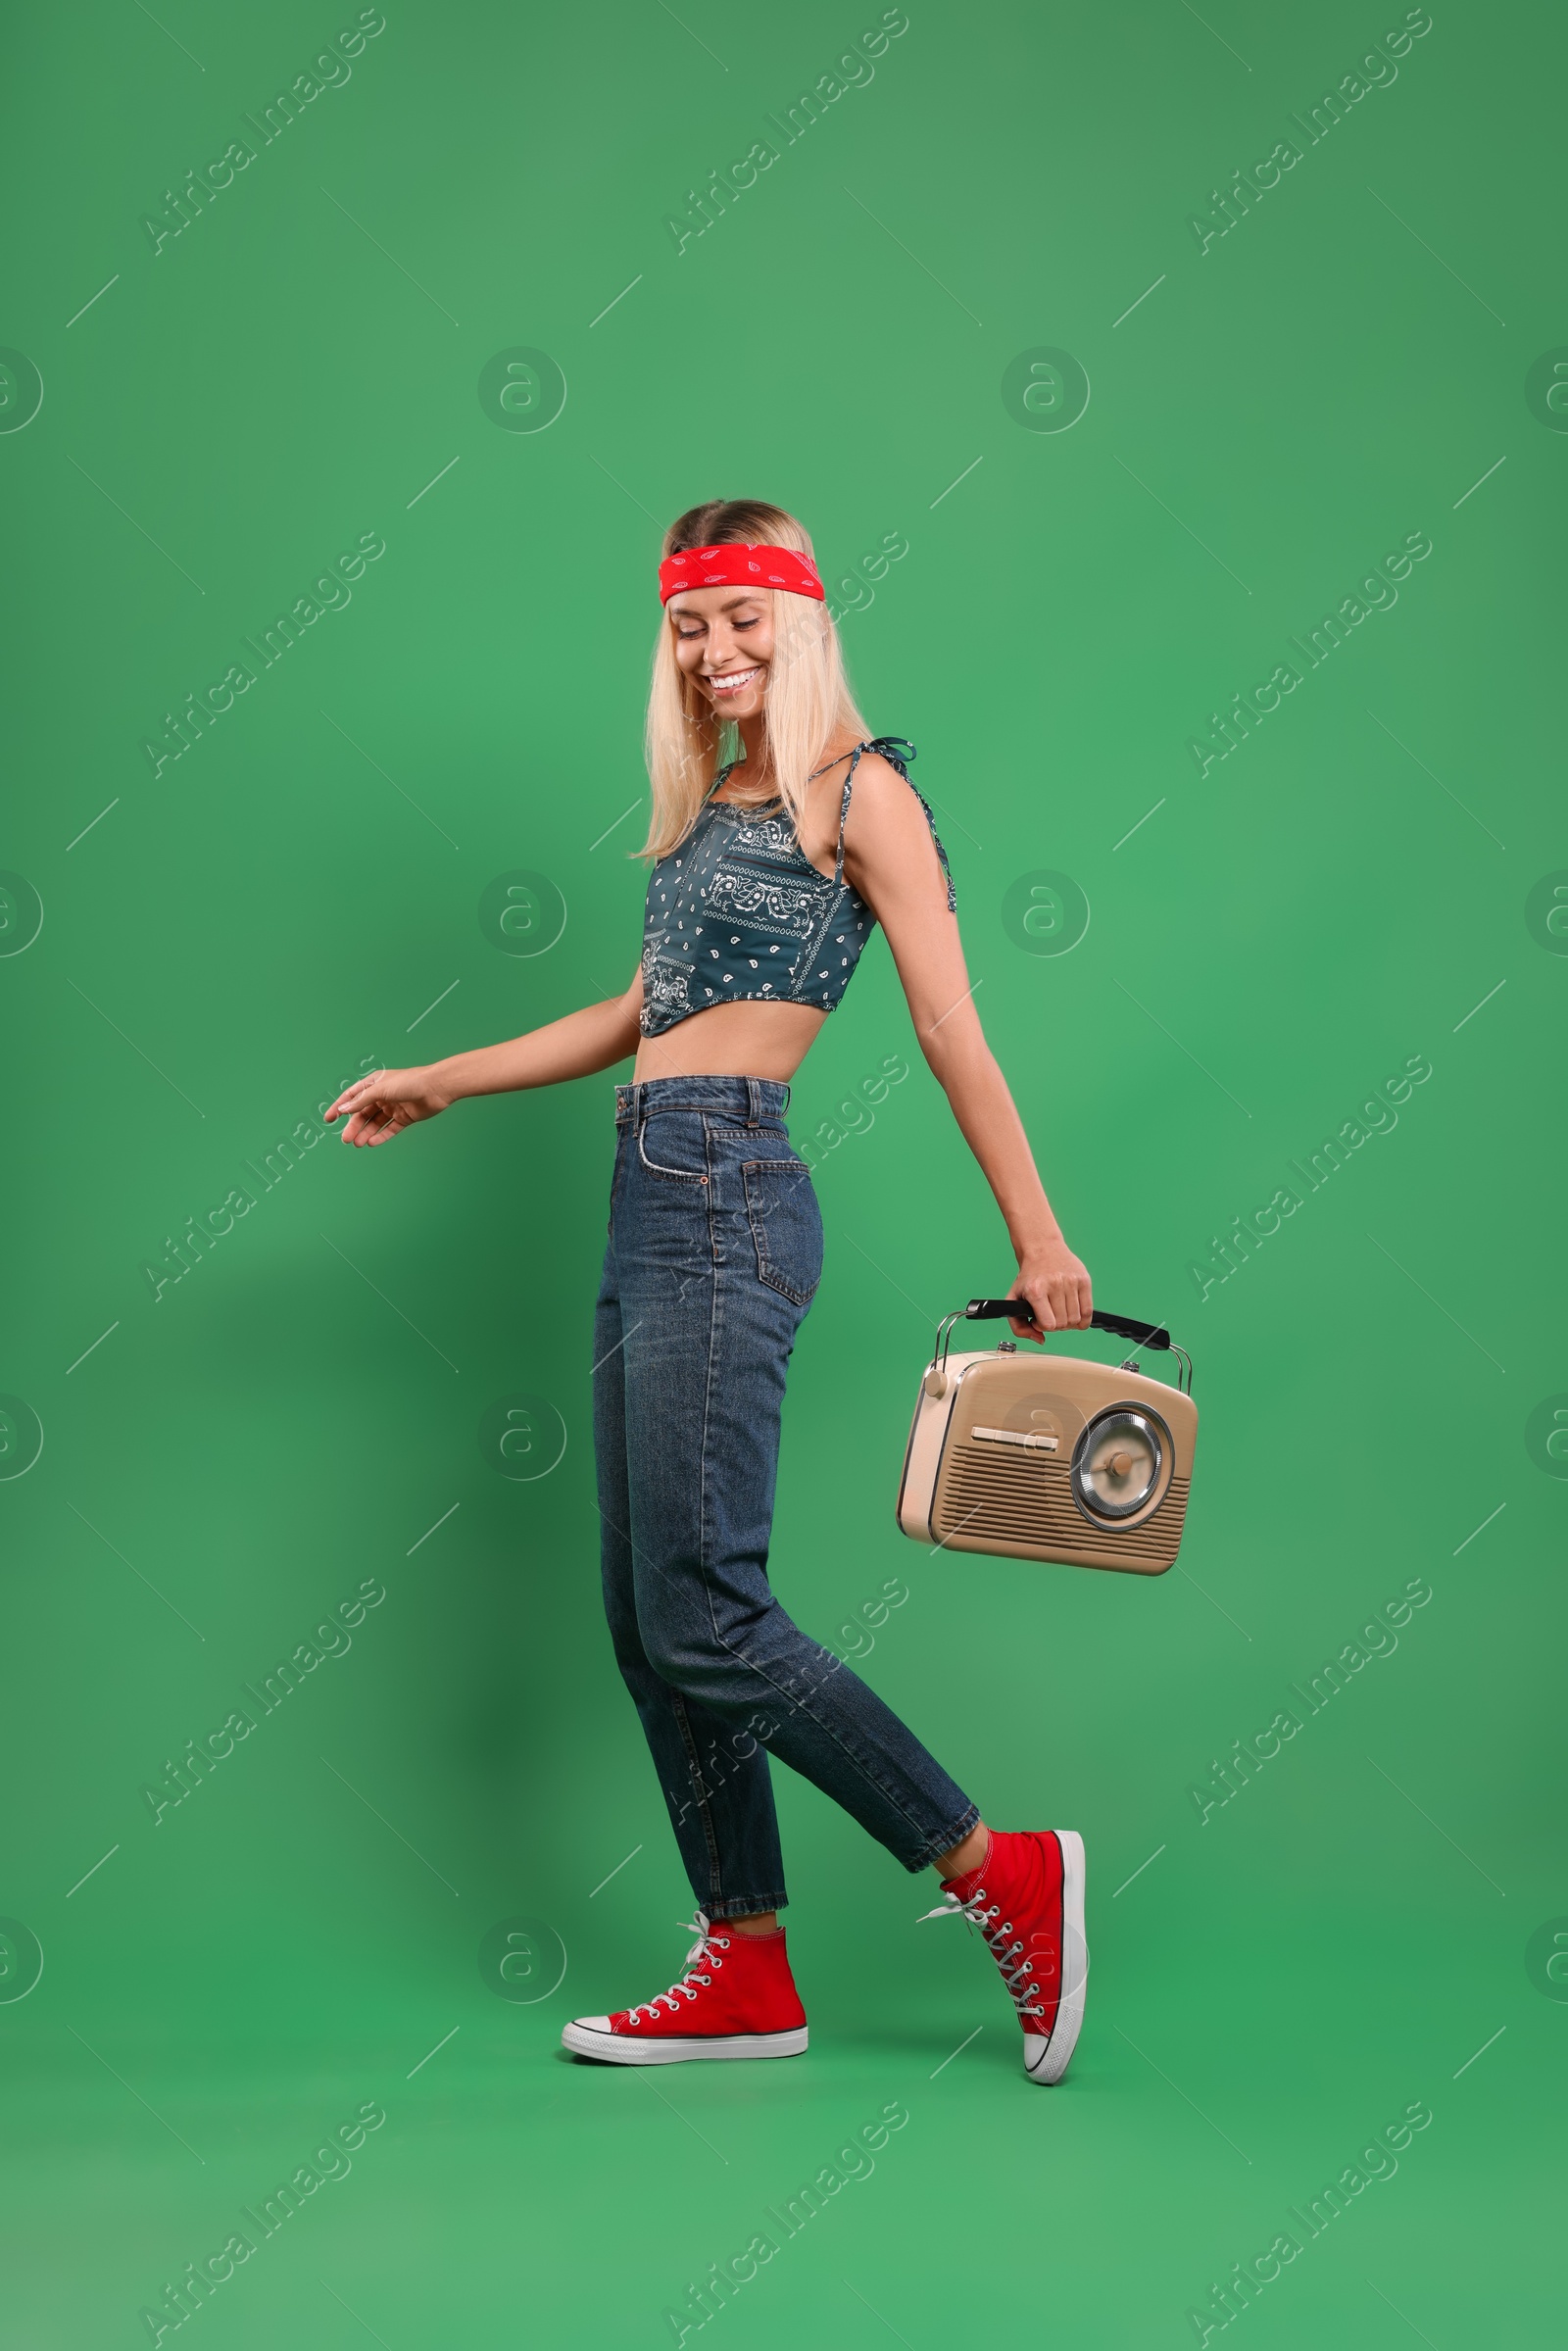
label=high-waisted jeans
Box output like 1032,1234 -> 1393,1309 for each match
592,1076 -> 977,1919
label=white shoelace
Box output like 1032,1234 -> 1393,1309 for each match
918,1884 -> 1047,2026
626,1913 -> 731,2022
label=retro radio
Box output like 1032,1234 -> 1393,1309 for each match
897,1300 -> 1198,1575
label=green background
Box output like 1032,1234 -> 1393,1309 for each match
3,0 -> 1563,2342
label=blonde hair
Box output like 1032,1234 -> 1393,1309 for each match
642,498 -> 867,860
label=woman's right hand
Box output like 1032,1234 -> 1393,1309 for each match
325,1065 -> 453,1148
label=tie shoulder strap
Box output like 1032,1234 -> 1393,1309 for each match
831,736 -> 956,909
863,735 -> 916,778
832,744 -> 866,885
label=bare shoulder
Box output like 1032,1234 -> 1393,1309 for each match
842,747 -> 924,833
799,742 -> 916,869
840,747 -> 948,903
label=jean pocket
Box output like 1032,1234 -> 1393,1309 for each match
636,1113 -> 710,1184
743,1159 -> 822,1306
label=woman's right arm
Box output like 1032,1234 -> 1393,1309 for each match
325,969 -> 643,1147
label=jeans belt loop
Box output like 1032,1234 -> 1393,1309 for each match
746,1077 -> 762,1128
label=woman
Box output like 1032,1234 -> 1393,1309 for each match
326,499 -> 1094,2086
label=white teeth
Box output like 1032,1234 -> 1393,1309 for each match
707,667 -> 760,693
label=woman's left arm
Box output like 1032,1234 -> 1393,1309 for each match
844,756 -> 1092,1336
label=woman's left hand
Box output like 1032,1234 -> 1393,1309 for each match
1007,1239 -> 1093,1337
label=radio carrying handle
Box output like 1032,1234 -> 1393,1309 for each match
966,1300 -> 1171,1349
929,1299 -> 1193,1394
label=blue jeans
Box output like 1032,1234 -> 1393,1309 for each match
592,1076 -> 978,1920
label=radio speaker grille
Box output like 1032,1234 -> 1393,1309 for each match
936,1442 -> 1190,1568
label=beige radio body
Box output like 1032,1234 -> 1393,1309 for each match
897,1347 -> 1199,1575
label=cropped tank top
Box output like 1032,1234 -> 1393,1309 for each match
639,737 -> 955,1038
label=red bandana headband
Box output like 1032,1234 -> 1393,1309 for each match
659,542 -> 825,606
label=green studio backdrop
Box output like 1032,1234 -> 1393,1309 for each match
2,0 -> 1564,2344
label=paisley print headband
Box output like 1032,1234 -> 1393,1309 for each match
659,542 -> 826,605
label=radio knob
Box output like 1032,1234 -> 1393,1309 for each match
1071,1408 -> 1165,1520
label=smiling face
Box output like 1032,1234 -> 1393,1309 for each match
667,582 -> 775,726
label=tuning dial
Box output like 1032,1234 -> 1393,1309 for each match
1071,1408 -> 1166,1521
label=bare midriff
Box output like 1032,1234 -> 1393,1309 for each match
631,998 -> 828,1086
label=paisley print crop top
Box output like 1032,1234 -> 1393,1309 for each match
639,737 -> 955,1038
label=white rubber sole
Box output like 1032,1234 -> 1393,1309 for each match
561,2018 -> 808,2065
1023,1829 -> 1088,2086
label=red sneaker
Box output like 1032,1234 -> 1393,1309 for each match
562,1914 -> 808,2065
920,1830 -> 1088,2083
